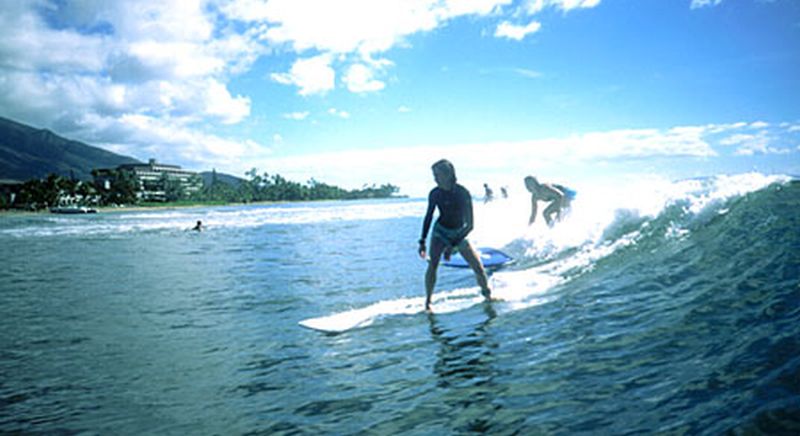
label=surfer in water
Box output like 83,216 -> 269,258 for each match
419,159 -> 492,311
483,183 -> 494,203
524,176 -> 575,226
192,220 -> 203,231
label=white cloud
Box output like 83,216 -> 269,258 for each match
0,0 -> 600,143
248,0 -> 443,54
525,0 -> 602,14
514,68 -> 543,78
565,127 -> 717,159
125,41 -> 225,79
715,133 -> 752,147
82,113 -> 270,173
250,124 -> 721,195
703,121 -> 748,134
398,106 -> 412,113
690,0 -> 723,9
0,0 -> 262,146
718,130 -> 787,155
271,54 -> 335,96
283,111 -> 310,120
343,63 -> 385,93
227,0 -> 511,54
328,108 -> 351,119
441,0 -> 513,17
203,79 -> 251,124
225,0 -> 520,94
495,20 -> 542,40
0,9 -> 108,74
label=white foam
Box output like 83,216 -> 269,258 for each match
302,174 -> 784,334
470,172 -> 791,255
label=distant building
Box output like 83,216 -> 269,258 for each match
94,159 -> 202,201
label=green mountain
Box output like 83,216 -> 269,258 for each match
0,116 -> 141,182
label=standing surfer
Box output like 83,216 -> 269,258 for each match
419,159 -> 492,311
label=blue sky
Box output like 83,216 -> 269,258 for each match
0,0 -> 798,196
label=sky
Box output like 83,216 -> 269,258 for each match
0,0 -> 799,196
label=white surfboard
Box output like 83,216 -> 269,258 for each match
299,273 -> 554,333
299,288 -> 481,333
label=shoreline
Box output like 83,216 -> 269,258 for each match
0,197 -> 410,218
0,201 -> 266,218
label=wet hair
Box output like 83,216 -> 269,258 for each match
524,176 -> 538,186
432,159 -> 457,185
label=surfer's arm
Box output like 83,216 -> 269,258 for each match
454,188 -> 474,244
419,190 -> 437,255
529,195 -> 538,225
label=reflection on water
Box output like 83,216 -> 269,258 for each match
428,304 -> 505,433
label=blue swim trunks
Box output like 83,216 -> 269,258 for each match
433,221 -> 468,248
554,184 -> 576,201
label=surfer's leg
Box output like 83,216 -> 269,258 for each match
458,241 -> 492,299
558,199 -> 571,221
443,245 -> 453,261
425,237 -> 446,310
543,201 -> 559,226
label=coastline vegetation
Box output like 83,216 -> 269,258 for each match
1,168 -> 400,212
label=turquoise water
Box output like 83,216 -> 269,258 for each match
1,174 -> 799,434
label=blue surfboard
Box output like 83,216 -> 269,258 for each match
442,247 -> 514,269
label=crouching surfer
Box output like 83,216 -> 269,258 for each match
418,159 -> 492,311
524,176 -> 575,227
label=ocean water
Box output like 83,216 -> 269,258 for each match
1,173 -> 799,435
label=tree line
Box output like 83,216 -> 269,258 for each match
1,168 -> 400,211
211,169 -> 400,203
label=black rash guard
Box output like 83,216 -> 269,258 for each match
420,184 -> 474,242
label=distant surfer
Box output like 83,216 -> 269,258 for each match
524,176 -> 576,226
483,183 -> 494,203
192,220 -> 203,231
419,159 -> 492,311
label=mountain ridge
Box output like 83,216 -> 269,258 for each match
0,116 -> 143,181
